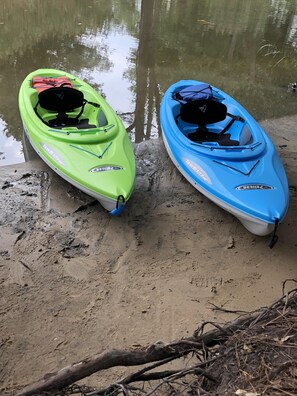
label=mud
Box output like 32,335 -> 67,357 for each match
0,116 -> 297,394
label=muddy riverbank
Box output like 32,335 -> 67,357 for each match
1,115 -> 297,394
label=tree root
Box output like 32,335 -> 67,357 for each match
15,283 -> 297,396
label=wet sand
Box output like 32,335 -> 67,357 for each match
0,115 -> 296,394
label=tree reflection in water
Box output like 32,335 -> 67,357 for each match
1,0 -> 297,164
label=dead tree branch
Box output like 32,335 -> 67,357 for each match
15,287 -> 297,396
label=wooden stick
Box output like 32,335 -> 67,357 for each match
16,290 -> 296,396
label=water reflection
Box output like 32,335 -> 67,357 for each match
0,117 -> 23,165
0,0 -> 297,166
78,31 -> 138,120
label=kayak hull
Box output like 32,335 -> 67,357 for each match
160,80 -> 289,236
19,69 -> 136,215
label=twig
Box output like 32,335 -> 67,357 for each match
208,303 -> 248,314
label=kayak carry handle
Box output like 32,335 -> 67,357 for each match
268,218 -> 279,249
110,195 -> 126,216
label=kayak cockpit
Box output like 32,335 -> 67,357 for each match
34,85 -> 105,129
28,75 -> 109,132
24,79 -> 117,143
172,83 -> 255,148
174,99 -> 254,147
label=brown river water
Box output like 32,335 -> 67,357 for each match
0,0 -> 297,166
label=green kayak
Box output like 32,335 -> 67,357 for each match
19,69 -> 136,215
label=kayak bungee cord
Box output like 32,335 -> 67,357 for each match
69,142 -> 112,159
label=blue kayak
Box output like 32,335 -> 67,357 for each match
160,80 -> 289,243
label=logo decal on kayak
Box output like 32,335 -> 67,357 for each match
199,104 -> 207,113
90,165 -> 123,173
41,143 -> 65,166
235,184 -> 274,191
184,158 -> 211,184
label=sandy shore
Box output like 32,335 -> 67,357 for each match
0,115 -> 296,394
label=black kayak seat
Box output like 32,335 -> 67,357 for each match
35,86 -> 97,129
38,86 -> 84,112
179,99 -> 241,146
180,99 -> 227,126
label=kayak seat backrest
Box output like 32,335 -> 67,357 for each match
35,87 -> 98,129
181,100 -> 243,146
38,86 -> 84,112
180,99 -> 227,126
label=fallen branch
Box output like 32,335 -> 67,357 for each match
15,344 -> 186,396
89,353 -> 224,396
13,310 -> 258,396
15,287 -> 297,396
